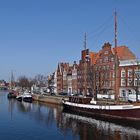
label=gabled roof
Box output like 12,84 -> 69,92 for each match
57,62 -> 69,74
113,46 -> 136,60
89,52 -> 98,64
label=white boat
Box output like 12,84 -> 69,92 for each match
16,94 -> 23,101
22,92 -> 32,102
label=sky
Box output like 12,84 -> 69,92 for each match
0,0 -> 140,81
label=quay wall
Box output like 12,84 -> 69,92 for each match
32,94 -> 68,105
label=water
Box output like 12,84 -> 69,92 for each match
0,91 -> 140,140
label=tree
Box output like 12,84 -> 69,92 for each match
34,74 -> 47,87
18,76 -> 30,89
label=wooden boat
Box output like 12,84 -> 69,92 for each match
63,11 -> 140,123
62,96 -> 140,122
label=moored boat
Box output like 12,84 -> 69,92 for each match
7,90 -> 18,98
63,11 -> 140,123
22,92 -> 32,102
62,96 -> 140,122
16,94 -> 23,102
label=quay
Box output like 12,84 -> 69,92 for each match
32,94 -> 68,105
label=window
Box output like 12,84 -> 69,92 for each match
95,66 -> 98,71
105,73 -> 108,78
101,73 -> 104,78
128,69 -> 133,77
104,51 -> 108,55
134,69 -> 140,77
127,78 -> 133,86
104,57 -> 108,62
134,78 -> 140,86
121,90 -> 126,97
128,90 -> 132,95
121,70 -> 125,77
100,59 -> 102,63
112,72 -> 115,78
111,57 -> 114,62
121,79 -> 126,86
112,80 -> 115,87
96,73 -> 99,78
107,65 -> 110,70
112,64 -> 115,70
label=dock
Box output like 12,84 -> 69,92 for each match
32,94 -> 68,105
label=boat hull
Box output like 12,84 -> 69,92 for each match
16,96 -> 22,102
63,101 -> 140,122
23,97 -> 32,103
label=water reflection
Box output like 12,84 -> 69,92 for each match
61,113 -> 140,140
7,98 -> 140,140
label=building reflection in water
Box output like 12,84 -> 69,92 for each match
15,101 -> 140,140
60,113 -> 140,140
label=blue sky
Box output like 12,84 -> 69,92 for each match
0,0 -> 140,81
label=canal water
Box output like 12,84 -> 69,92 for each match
0,91 -> 140,140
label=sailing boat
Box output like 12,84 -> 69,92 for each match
62,11 -> 140,122
7,71 -> 19,98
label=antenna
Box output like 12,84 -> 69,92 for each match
84,32 -> 87,50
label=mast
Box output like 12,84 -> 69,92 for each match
114,10 -> 117,49
84,32 -> 87,96
10,70 -> 15,89
84,32 -> 87,50
114,10 -> 119,103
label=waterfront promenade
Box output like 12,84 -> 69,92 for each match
32,94 -> 68,105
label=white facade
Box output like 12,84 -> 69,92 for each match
119,59 -> 140,101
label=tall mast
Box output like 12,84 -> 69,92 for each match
10,70 -> 15,89
84,32 -> 87,50
84,32 -> 87,96
114,10 -> 117,48
114,10 -> 119,103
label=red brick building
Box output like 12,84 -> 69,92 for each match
56,42 -> 139,101
93,42 -> 136,99
57,62 -> 78,94
77,49 -> 97,96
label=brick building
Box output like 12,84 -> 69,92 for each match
77,49 -> 97,96
94,42 -> 136,99
57,62 -> 69,93
55,42 -> 139,101
56,62 -> 78,94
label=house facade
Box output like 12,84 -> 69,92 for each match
119,59 -> 140,101
56,62 -> 78,94
55,42 -> 139,101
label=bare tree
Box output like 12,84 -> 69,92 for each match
34,74 -> 47,87
18,76 -> 30,90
